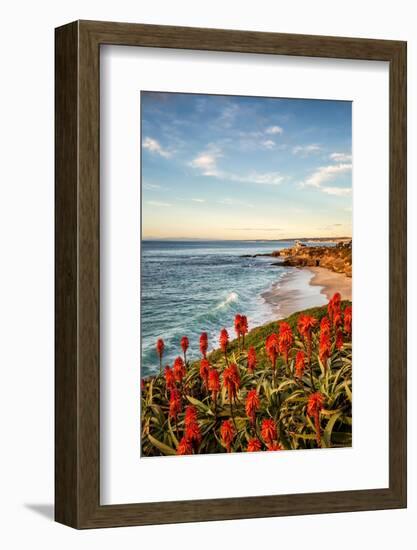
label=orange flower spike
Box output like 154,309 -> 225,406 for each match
319,317 -> 332,367
177,437 -> 193,455
199,358 -> 210,388
180,336 -> 189,362
246,438 -> 262,452
297,314 -> 318,361
267,442 -> 283,451
247,346 -> 257,373
328,292 -> 342,322
278,322 -> 294,363
199,332 -> 208,358
184,405 -> 198,428
245,389 -> 260,425
261,418 -> 277,446
220,419 -> 235,452
240,315 -> 248,335
320,316 -> 331,334
344,306 -> 352,336
240,315 -> 248,348
185,420 -> 202,446
156,338 -> 165,374
173,356 -> 186,384
164,365 -> 176,391
307,392 -> 325,445
234,314 -> 242,338
208,368 -> 220,401
223,363 -> 240,401
169,388 -> 182,421
219,328 -> 229,353
295,350 -> 306,379
336,330 -> 344,350
265,333 -> 279,369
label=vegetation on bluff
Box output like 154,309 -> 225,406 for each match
141,295 -> 352,456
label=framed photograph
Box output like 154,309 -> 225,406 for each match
55,20 -> 407,528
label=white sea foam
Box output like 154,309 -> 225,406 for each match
214,291 -> 239,310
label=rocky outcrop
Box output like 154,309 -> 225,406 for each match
276,242 -> 352,277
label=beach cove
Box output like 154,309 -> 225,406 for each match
141,239 -> 352,376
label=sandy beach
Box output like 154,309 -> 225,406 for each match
261,265 -> 351,319
307,266 -> 352,301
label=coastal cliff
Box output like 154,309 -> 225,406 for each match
275,241 -> 352,277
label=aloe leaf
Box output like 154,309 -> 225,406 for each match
147,433 -> 177,455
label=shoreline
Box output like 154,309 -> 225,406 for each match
261,265 -> 351,319
307,266 -> 352,301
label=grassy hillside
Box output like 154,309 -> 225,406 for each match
141,297 -> 352,456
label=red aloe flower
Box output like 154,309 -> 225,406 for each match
240,315 -> 248,348
246,438 -> 262,452
278,322 -> 293,364
333,311 -> 343,330
245,389 -> 260,425
208,368 -> 220,402
247,346 -> 257,373
297,314 -> 318,361
180,336 -> 189,362
319,317 -> 331,367
223,363 -> 240,402
295,350 -> 306,379
199,358 -> 210,388
173,356 -> 186,384
219,328 -> 229,356
169,388 -> 182,421
199,332 -> 208,358
234,314 -> 242,339
267,442 -> 283,451
220,419 -> 235,452
164,365 -> 176,391
177,437 -> 193,455
184,405 -> 198,428
328,292 -> 342,323
261,418 -> 277,446
265,333 -> 279,370
185,420 -> 202,446
335,329 -> 344,350
156,338 -> 164,374
320,316 -> 331,334
307,392 -> 325,445
344,306 -> 352,336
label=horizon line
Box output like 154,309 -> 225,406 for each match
142,236 -> 352,242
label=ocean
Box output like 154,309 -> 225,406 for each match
141,240 -> 327,376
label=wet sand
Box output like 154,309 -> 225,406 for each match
261,266 -> 351,319
307,266 -> 352,301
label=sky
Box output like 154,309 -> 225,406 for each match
141,91 -> 352,240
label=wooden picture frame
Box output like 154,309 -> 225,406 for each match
55,20 -> 407,529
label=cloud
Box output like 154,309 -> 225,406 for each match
265,125 -> 283,135
301,162 -> 352,195
189,148 -> 284,186
330,152 -> 352,162
321,186 -> 352,196
262,139 -> 276,149
235,172 -> 284,185
142,137 -> 172,158
218,103 -> 239,128
146,200 -> 171,207
143,182 -> 163,190
292,144 -> 321,155
191,198 -> 206,203
189,148 -> 221,176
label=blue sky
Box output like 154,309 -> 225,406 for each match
141,92 -> 352,240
